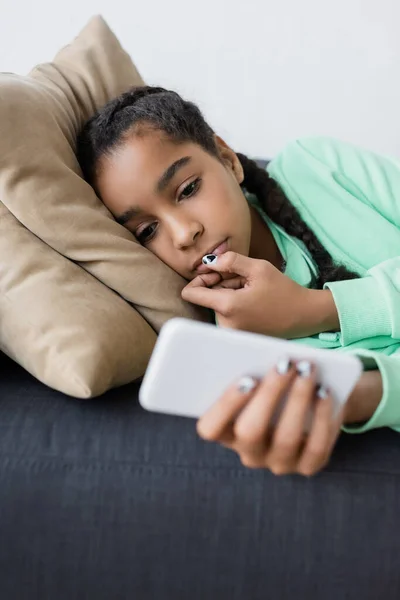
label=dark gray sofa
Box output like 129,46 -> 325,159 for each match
1,350 -> 400,599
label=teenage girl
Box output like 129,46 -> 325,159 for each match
77,86 -> 400,476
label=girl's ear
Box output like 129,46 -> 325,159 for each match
214,135 -> 244,185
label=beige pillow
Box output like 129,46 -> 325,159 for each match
0,15 -> 208,397
0,203 -> 156,397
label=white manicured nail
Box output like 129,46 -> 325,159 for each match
296,360 -> 312,378
202,254 -> 218,265
237,376 -> 258,394
316,385 -> 329,400
276,358 -> 292,375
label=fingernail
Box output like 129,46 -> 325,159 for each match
202,254 -> 218,265
237,375 -> 258,394
276,357 -> 292,375
316,384 -> 329,400
296,360 -> 312,378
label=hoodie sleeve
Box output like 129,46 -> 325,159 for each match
342,348 -> 400,434
278,136 -> 400,346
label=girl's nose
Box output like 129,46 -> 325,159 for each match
171,219 -> 203,250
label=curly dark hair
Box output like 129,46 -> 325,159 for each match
77,85 -> 359,288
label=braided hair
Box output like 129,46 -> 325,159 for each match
77,85 -> 359,288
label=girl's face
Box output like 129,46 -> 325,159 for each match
96,130 -> 252,280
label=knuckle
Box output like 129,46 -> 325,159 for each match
251,260 -> 270,278
220,297 -> 234,317
298,464 -> 316,477
298,460 -> 325,477
255,260 -> 269,275
269,462 -> 291,476
298,452 -> 328,477
196,420 -> 216,441
240,454 -> 262,469
180,286 -> 190,300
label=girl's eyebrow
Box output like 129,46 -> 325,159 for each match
115,207 -> 143,225
156,156 -> 192,193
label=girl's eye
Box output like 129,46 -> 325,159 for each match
179,177 -> 201,200
136,223 -> 158,244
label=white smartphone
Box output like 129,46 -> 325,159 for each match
139,318 -> 363,421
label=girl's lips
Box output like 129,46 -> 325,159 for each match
195,239 -> 228,273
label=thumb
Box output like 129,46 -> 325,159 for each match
202,251 -> 256,277
182,278 -> 233,312
184,271 -> 222,289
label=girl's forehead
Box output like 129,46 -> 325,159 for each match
110,133 -> 202,177
97,133 -> 204,208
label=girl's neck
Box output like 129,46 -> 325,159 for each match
248,205 -> 283,269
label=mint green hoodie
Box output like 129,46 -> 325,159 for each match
258,137 -> 400,434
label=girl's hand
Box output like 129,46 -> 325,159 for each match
197,363 -> 383,476
182,252 -> 339,339
196,358 -> 346,476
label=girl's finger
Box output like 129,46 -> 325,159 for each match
213,276 -> 245,290
269,361 -> 317,469
201,251 -> 258,277
181,281 -> 234,312
296,386 -> 335,476
231,358 -> 296,453
186,272 -> 222,288
196,375 -> 260,443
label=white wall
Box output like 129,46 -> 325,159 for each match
1,0 -> 399,158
